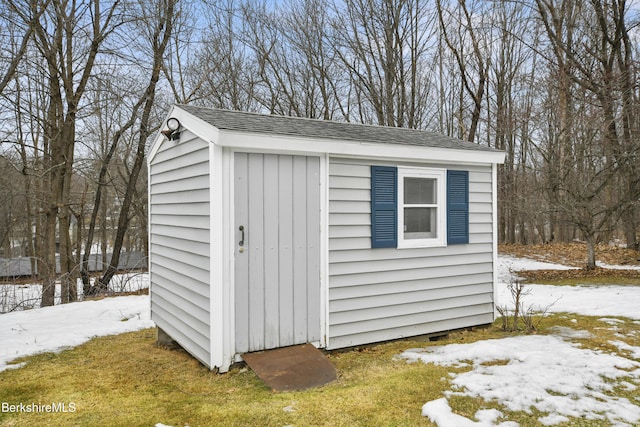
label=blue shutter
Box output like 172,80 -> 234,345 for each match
371,166 -> 397,248
447,170 -> 469,245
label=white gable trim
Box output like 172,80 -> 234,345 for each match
148,106 -> 221,164
151,106 -> 505,166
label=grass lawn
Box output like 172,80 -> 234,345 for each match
1,314 -> 639,427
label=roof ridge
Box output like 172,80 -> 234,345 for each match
179,104 -> 446,135
176,104 -> 500,153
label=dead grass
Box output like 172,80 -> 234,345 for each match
0,328 -> 460,427
1,317 -> 638,426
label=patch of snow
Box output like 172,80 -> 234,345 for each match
422,398 -> 518,427
0,295 -> 153,372
495,282 -> 640,320
402,335 -> 640,426
537,413 -> 569,426
497,256 -> 576,284
283,402 -> 297,413
610,340 -> 640,359
548,326 -> 592,339
596,261 -> 640,270
600,317 -> 626,325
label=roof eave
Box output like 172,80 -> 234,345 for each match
217,129 -> 506,165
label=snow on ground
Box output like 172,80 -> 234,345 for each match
496,281 -> 640,320
497,255 -> 576,284
497,255 -> 640,320
408,255 -> 640,426
0,273 -> 153,372
2,256 -> 640,425
402,336 -> 640,426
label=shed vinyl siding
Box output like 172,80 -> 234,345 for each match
149,131 -> 211,366
328,158 -> 494,349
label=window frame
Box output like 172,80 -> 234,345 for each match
397,167 -> 447,248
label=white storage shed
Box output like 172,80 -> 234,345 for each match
148,105 -> 506,372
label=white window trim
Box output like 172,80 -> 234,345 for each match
397,167 -> 447,248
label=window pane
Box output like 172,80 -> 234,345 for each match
404,177 -> 436,204
404,207 -> 437,239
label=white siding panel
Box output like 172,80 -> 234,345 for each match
152,131 -> 202,159
330,273 -> 494,300
330,262 -> 492,287
150,173 -> 209,194
330,283 -> 491,312
330,162 -> 370,177
327,157 -> 495,348
328,313 -> 493,349
151,188 -> 210,205
151,214 -> 210,230
329,237 -> 371,251
151,242 -> 210,272
331,293 -> 492,324
151,263 -> 210,299
152,224 -> 210,242
330,252 -> 492,276
151,234 -> 209,258
152,302 -> 210,365
329,225 -> 370,239
151,151 -> 208,175
152,281 -> 210,319
150,161 -> 209,185
331,188 -> 370,201
329,200 -> 370,214
329,213 -> 370,226
151,202 -> 209,217
330,304 -> 494,338
330,176 -> 370,190
329,243 -> 493,263
149,135 -> 212,368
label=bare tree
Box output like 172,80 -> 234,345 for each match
96,0 -> 177,292
435,0 -> 489,141
80,83 -> 147,291
26,0 -> 127,306
535,0 -> 640,266
0,1 -> 50,95
332,0 -> 433,127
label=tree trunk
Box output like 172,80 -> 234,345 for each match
622,207 -> 639,251
41,207 -> 57,307
585,234 -> 597,270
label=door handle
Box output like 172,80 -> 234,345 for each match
238,225 -> 245,247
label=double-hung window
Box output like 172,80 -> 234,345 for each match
398,168 -> 446,248
371,166 -> 469,249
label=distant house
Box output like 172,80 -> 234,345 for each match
147,105 -> 505,372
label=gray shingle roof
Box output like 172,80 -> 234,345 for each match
178,105 -> 500,153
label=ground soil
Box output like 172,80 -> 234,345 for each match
499,242 -> 640,282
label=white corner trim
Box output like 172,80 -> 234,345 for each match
209,142 -> 230,372
320,153 -> 329,348
492,163 -> 499,321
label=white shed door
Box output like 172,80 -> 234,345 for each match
234,153 -> 321,353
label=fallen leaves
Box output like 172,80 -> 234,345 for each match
499,242 -> 640,268
500,242 -> 640,283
